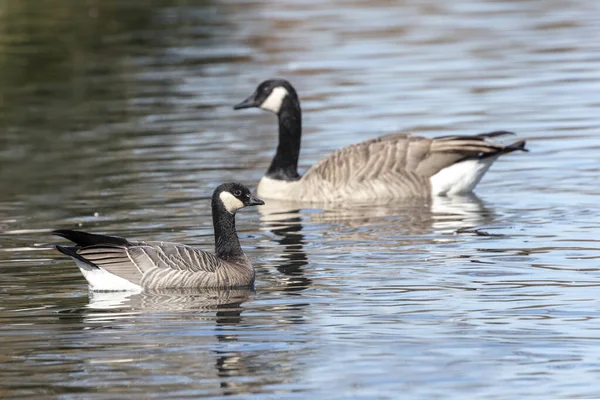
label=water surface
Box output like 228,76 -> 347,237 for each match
1,0 -> 600,398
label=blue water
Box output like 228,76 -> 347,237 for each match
1,0 -> 599,398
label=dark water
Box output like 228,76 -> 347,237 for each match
1,0 -> 600,398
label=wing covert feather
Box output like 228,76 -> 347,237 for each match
303,133 -> 513,185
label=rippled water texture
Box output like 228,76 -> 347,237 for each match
1,0 -> 600,398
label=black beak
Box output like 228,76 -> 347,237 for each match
247,194 -> 265,206
233,93 -> 259,110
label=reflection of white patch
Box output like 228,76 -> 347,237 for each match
430,156 -> 498,196
431,194 -> 487,232
74,259 -> 142,292
87,291 -> 139,310
220,191 -> 244,213
260,87 -> 289,113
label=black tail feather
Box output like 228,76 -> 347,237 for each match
503,139 -> 528,153
55,244 -> 80,258
55,244 -> 101,269
476,131 -> 516,138
53,229 -> 130,247
436,131 -> 516,141
478,139 -> 528,160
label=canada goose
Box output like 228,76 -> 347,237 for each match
53,182 -> 264,291
234,79 -> 527,203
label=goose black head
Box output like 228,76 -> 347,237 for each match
213,182 -> 264,214
234,79 -> 298,115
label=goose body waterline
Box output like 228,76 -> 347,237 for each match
234,79 -> 527,203
54,183 -> 264,291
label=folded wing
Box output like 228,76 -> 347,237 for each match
302,131 -> 525,196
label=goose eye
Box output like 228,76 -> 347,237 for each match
233,190 -> 242,197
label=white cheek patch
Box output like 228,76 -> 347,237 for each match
260,87 -> 289,113
219,191 -> 245,213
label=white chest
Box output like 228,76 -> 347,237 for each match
257,177 -> 302,200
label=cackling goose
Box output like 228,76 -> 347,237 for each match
54,183 -> 264,291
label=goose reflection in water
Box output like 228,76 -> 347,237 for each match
258,193 -> 494,240
259,210 -> 312,294
85,288 -> 253,315
62,289 -> 264,396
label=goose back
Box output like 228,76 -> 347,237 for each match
68,241 -> 253,289
135,241 -> 253,289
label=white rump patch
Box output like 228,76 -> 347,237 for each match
260,86 -> 289,113
220,191 -> 244,213
74,259 -> 142,292
430,156 -> 499,196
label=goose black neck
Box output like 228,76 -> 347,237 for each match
266,97 -> 302,181
212,202 -> 245,261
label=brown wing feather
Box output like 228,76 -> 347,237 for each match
303,132 -> 523,185
75,242 -> 224,287
303,134 -> 412,186
77,245 -> 144,285
135,242 -> 222,273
